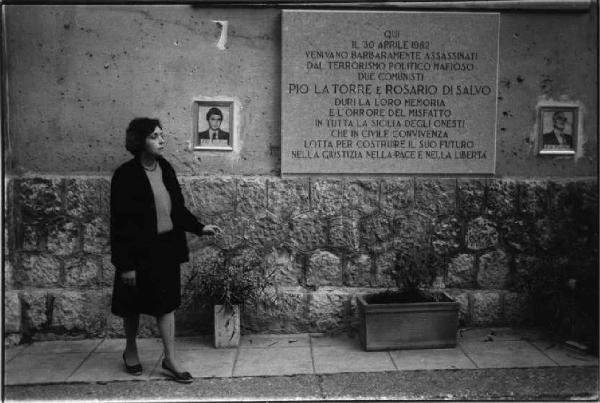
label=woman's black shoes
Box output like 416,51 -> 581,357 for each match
162,359 -> 193,383
122,353 -> 143,375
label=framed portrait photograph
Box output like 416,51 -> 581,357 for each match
538,106 -> 578,155
193,100 -> 234,151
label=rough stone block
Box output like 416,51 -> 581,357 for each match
414,178 -> 456,217
446,254 -> 475,288
18,253 -> 61,287
344,254 -> 372,286
83,217 -> 110,254
20,223 -> 42,251
241,286 -> 309,333
265,249 -> 301,286
342,180 -> 380,214
20,290 -> 49,329
65,177 -> 110,220
444,289 -> 470,324
306,250 -> 342,287
82,290 -> 111,336
311,179 -> 344,216
466,217 -> 498,251
477,250 -> 509,289
471,291 -> 502,325
236,177 -> 267,216
380,178 -> 414,212
308,288 -> 351,333
432,216 -> 461,257
328,213 -> 360,251
64,256 -> 100,287
180,177 -> 235,216
503,292 -> 530,324
511,254 -> 540,292
48,289 -> 109,335
4,333 -> 22,347
518,181 -> 548,217
51,290 -> 86,331
100,255 -> 116,286
392,211 -> 432,244
5,291 -> 21,333
498,218 -> 535,253
267,178 -> 311,216
5,258 -> 14,288
485,179 -> 517,217
360,213 -> 393,253
234,212 -> 286,250
457,179 -> 486,217
287,212 -> 327,252
17,178 -> 63,218
47,220 -> 81,256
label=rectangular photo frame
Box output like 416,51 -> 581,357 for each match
193,100 -> 234,151
538,105 -> 578,156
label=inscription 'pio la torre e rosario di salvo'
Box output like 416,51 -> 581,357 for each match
281,11 -> 500,174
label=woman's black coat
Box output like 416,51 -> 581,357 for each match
110,157 -> 204,274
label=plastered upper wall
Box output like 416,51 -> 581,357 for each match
4,5 -> 598,176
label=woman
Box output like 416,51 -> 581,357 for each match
110,118 -> 220,383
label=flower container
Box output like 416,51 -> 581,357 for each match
357,291 -> 459,351
214,304 -> 240,348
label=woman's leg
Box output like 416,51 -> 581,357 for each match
157,311 -> 187,372
123,314 -> 140,365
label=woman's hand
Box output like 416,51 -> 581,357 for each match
121,270 -> 136,287
202,224 -> 222,236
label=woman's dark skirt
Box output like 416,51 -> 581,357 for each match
111,231 -> 181,317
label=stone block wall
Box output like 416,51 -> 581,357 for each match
4,175 -> 598,344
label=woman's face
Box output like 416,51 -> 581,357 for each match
144,126 -> 165,157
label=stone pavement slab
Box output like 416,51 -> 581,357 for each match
313,343 -> 396,374
460,340 -> 557,368
95,337 -> 163,352
18,339 -> 102,355
458,326 -> 547,343
532,340 -> 599,366
150,348 -> 237,379
233,346 -> 313,377
310,333 -> 357,347
4,345 -> 27,362
4,352 -> 89,385
175,336 -> 213,350
67,350 -> 162,383
390,347 -> 477,370
240,333 -> 310,348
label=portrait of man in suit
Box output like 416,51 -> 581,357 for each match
542,110 -> 574,150
197,107 -> 230,147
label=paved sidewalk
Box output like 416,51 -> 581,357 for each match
4,327 -> 598,387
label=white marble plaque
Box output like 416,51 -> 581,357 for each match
282,11 -> 499,174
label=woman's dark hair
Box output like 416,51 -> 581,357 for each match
125,118 -> 162,156
205,107 -> 223,121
